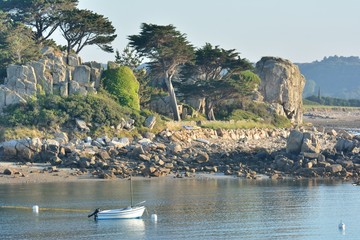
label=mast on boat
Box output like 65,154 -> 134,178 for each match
130,175 -> 133,207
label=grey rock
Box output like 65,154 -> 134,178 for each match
335,139 -> 355,153
256,57 -> 305,124
4,168 -> 13,175
301,132 -> 321,153
72,65 -> 91,85
76,119 -> 90,132
144,115 -> 156,129
286,130 -> 303,154
326,164 -> 343,173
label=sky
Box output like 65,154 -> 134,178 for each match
59,0 -> 360,64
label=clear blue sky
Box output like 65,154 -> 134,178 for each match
66,0 -> 360,64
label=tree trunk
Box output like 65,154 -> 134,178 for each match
205,98 -> 216,120
66,42 -> 71,65
164,75 -> 181,121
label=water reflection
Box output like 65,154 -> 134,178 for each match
94,219 -> 145,238
0,178 -> 359,239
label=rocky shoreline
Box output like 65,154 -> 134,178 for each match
1,109 -> 360,184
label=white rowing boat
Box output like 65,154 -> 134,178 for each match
88,177 -> 146,220
96,203 -> 146,220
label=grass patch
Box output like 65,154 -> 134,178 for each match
199,120 -> 274,130
303,105 -> 360,112
0,127 -> 44,142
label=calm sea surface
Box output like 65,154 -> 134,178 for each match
0,177 -> 359,239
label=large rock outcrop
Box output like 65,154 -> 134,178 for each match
255,57 -> 305,124
0,47 -> 103,112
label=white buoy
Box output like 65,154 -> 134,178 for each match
151,213 -> 158,222
338,221 -> 345,230
32,205 -> 39,213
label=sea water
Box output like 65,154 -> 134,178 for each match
0,177 -> 358,239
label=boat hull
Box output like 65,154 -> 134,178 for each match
96,206 -> 145,220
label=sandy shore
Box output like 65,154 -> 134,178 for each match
0,162 -> 94,185
0,162 -> 243,185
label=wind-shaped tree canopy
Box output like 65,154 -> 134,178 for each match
128,23 -> 194,121
59,9 -> 117,56
129,23 -> 194,77
0,0 -> 78,42
179,43 -> 255,120
181,43 -> 253,81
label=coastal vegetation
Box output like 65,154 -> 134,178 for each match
102,66 -> 140,110
304,95 -> 360,107
0,0 -> 291,140
0,0 -> 116,78
1,1 -> 360,185
128,23 -> 194,121
0,91 -> 151,141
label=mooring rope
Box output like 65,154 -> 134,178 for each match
0,205 -> 90,212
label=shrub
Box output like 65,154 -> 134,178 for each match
0,92 -> 143,131
272,114 -> 291,128
102,66 -> 140,110
228,109 -> 260,122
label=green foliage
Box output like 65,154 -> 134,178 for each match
59,8 -> 116,55
180,43 -> 253,81
228,109 -> 260,122
0,96 -> 68,127
0,127 -> 43,142
178,70 -> 259,102
272,114 -> 291,128
0,92 -> 142,130
6,23 -> 40,64
0,11 -> 11,79
115,44 -> 143,70
178,42 -> 254,120
129,23 -> 194,73
129,23 -> 195,120
0,0 -> 78,42
305,95 -> 360,107
218,101 -> 291,128
102,66 -> 140,110
62,92 -> 136,126
303,98 -> 321,106
228,70 -> 261,96
199,120 -> 273,130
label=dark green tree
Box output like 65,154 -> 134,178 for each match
0,11 -> 40,77
181,43 -> 252,82
59,9 -> 117,60
179,70 -> 260,120
128,23 -> 194,121
0,11 -> 11,78
0,0 -> 78,42
180,43 -> 253,120
115,44 -> 143,71
6,23 -> 40,64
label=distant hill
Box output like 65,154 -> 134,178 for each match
296,56 -> 360,99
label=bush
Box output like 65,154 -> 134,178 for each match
272,114 -> 291,128
228,109 -> 260,122
102,66 -> 140,110
218,101 -> 291,128
0,96 -> 67,127
0,92 -> 144,131
62,92 -> 138,127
